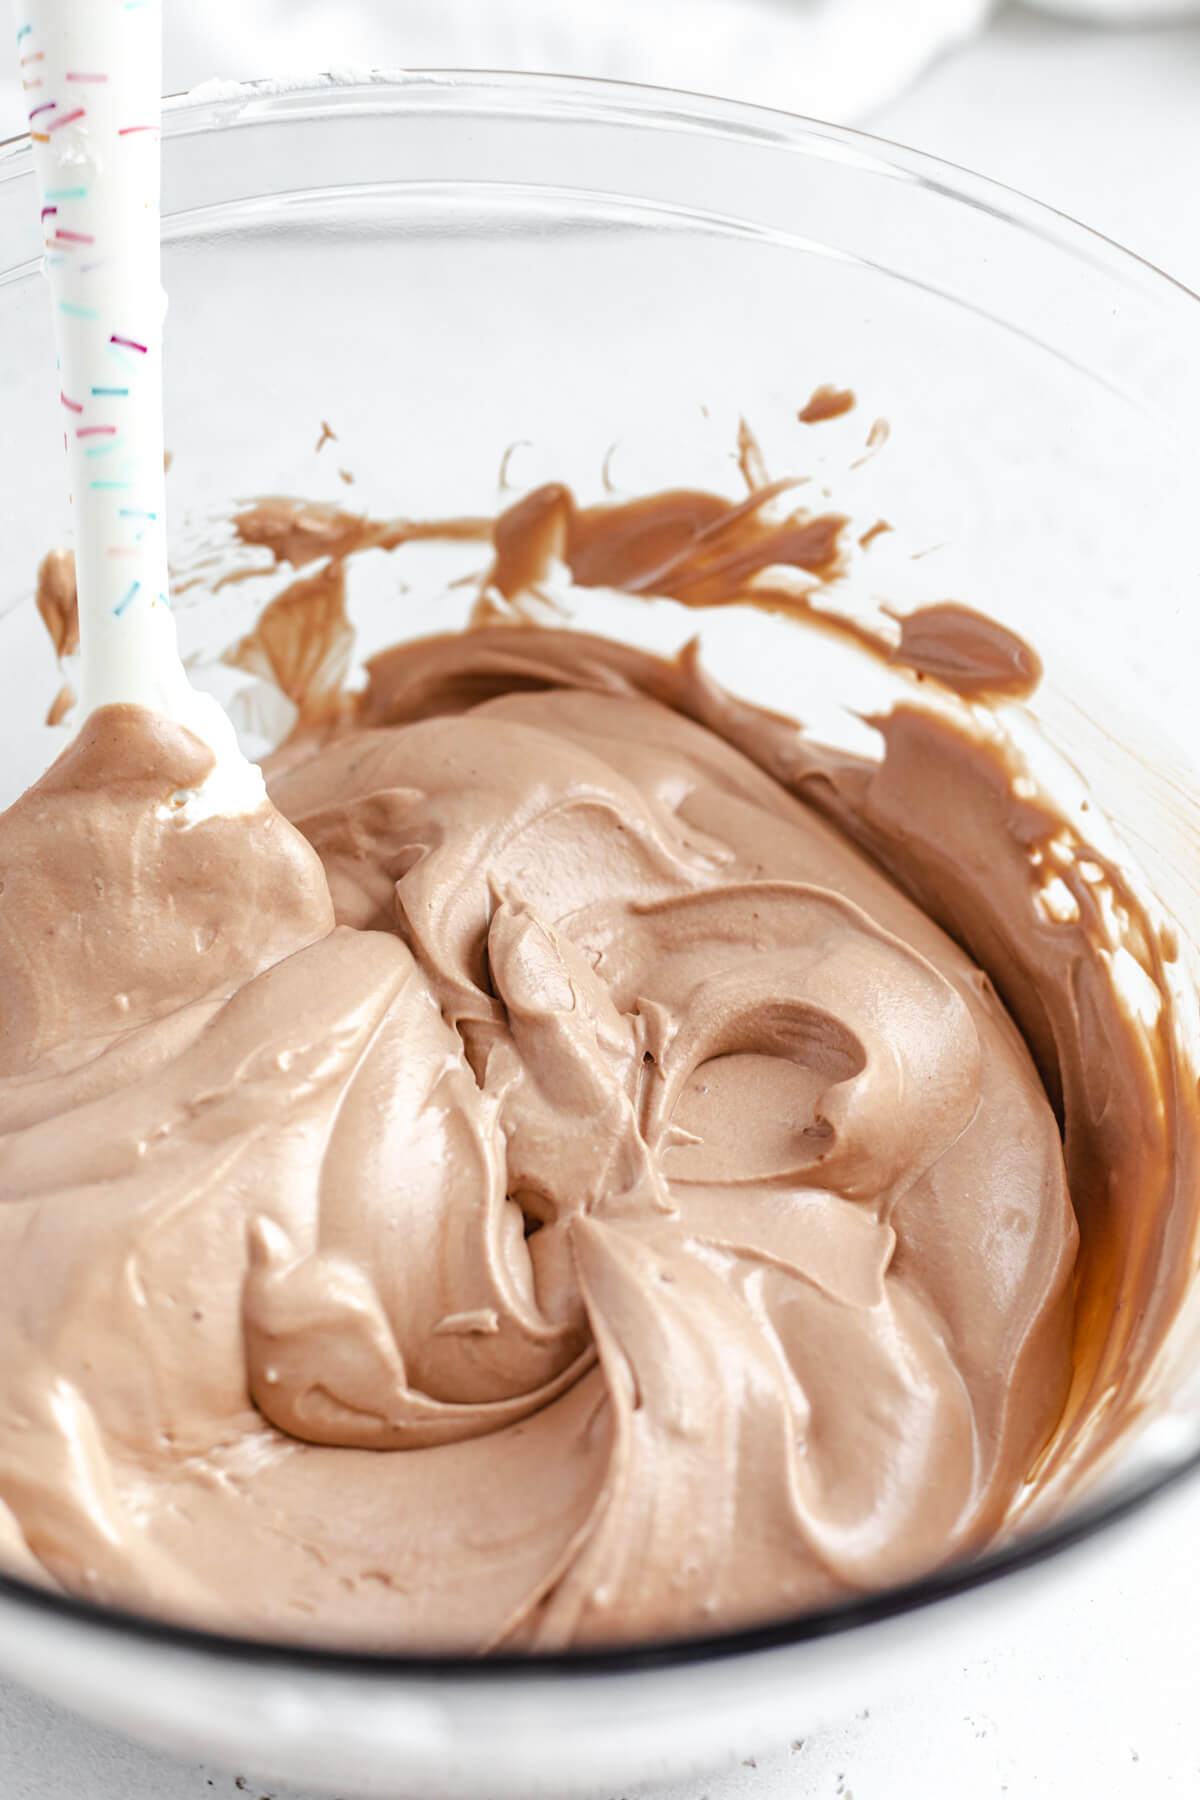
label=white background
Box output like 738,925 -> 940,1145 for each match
3,5 -> 1200,1796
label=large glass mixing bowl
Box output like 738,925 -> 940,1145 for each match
0,73 -> 1198,1800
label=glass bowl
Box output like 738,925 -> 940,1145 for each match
1,72 -> 1199,1800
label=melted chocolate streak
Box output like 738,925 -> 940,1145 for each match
224,475 -> 1039,725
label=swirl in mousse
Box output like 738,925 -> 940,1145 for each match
4,572 -> 1193,1650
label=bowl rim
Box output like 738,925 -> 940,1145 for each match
0,68 -> 1198,1679
3,65 -> 1197,316
2,1446 -> 1198,1679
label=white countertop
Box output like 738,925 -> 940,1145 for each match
3,6 -> 1200,1796
877,4 -> 1200,294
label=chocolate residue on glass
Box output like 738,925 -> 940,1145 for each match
488,481 -> 845,604
224,479 -> 1039,705
36,549 -> 79,659
889,602 -> 1043,699
735,418 -> 772,491
233,499 -> 492,570
798,384 -> 856,424
32,417 -> 1039,713
852,419 -> 891,470
45,683 -> 74,728
226,562 -> 353,726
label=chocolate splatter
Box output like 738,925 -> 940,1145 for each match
36,549 -> 78,659
798,384 -> 856,425
890,602 -> 1043,702
45,684 -> 74,727
225,562 -> 353,725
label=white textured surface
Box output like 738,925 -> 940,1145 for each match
3,7 -> 1200,1797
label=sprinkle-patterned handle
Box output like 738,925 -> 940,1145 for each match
18,0 -> 178,712
16,0 -> 263,813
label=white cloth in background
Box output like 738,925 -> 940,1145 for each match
1,0 -> 996,140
